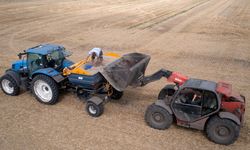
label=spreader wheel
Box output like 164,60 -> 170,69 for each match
86,101 -> 104,117
110,87 -> 123,100
206,116 -> 240,145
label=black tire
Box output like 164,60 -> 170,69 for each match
31,75 -> 59,105
0,74 -> 20,96
145,104 -> 173,130
86,101 -> 104,117
206,116 -> 240,145
158,84 -> 176,100
110,87 -> 123,100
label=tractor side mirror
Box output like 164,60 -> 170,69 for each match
18,51 -> 27,59
18,53 -> 22,59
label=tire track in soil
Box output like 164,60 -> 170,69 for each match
0,0 -> 196,49
167,0 -> 234,33
1,3 -> 136,48
127,0 -> 211,30
137,0 -> 233,52
1,1 -> 147,40
2,0 -> 178,49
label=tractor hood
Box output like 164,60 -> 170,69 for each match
100,53 -> 150,91
12,60 -> 27,72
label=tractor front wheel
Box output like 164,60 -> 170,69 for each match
31,75 -> 59,105
0,74 -> 20,96
206,116 -> 240,145
86,101 -> 104,117
145,104 -> 173,130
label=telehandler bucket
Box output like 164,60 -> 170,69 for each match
100,53 -> 150,91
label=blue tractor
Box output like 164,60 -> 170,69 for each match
0,44 -> 73,103
0,44 -> 151,117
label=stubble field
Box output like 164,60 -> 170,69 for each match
0,0 -> 249,149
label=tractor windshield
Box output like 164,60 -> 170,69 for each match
46,50 -> 65,69
27,53 -> 44,74
62,48 -> 72,57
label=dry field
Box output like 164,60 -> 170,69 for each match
0,0 -> 250,149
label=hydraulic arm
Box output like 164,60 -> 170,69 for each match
140,69 -> 172,86
140,69 -> 188,86
62,52 -> 121,76
63,56 -> 92,76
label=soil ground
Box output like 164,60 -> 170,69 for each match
0,0 -> 249,149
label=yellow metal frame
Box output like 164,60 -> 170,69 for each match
62,52 -> 121,76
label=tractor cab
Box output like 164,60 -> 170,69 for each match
14,44 -> 72,77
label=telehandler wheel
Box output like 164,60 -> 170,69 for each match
86,101 -> 104,117
31,75 -> 59,105
158,84 -> 176,100
145,104 -> 173,130
110,87 -> 123,100
0,74 -> 20,96
206,116 -> 240,145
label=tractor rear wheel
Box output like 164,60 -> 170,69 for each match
86,101 -> 104,117
145,104 -> 173,130
31,75 -> 59,105
0,74 -> 20,96
206,116 -> 240,145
